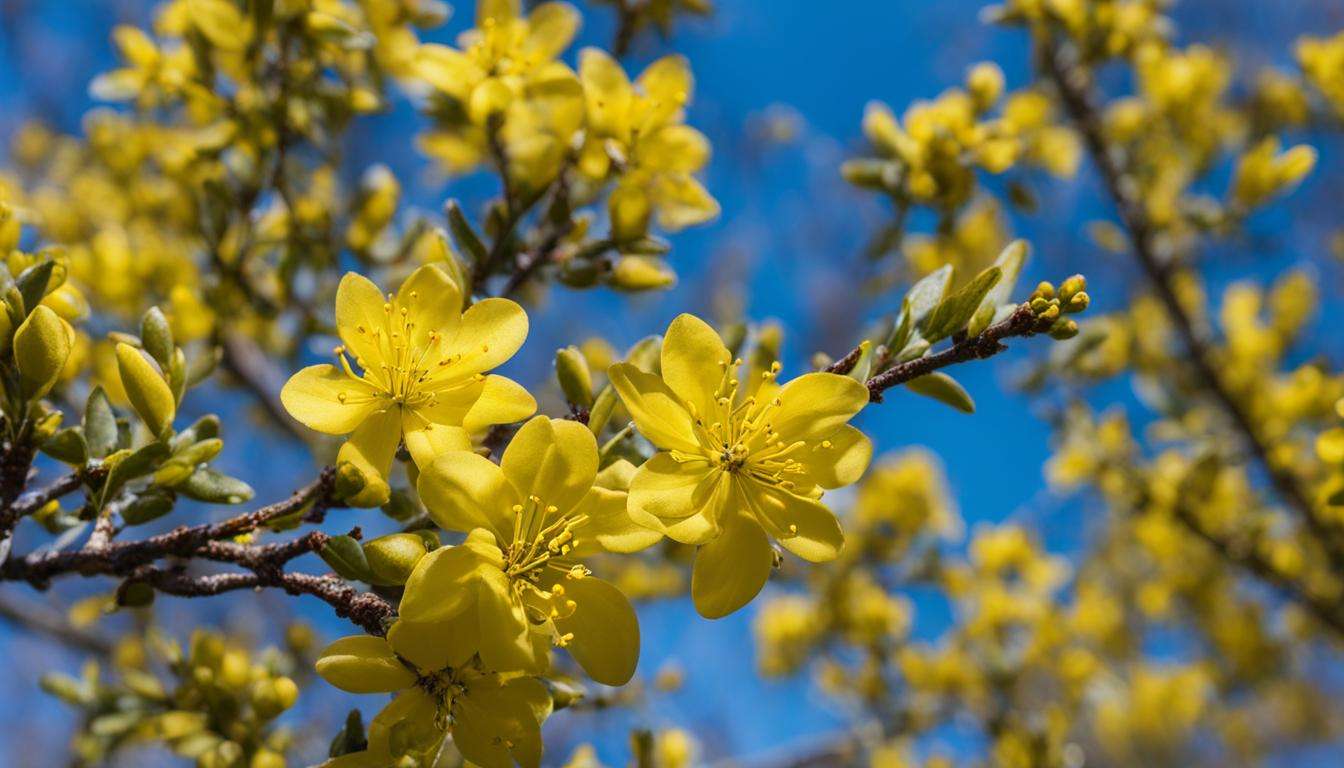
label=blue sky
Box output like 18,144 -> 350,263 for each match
2,0 -> 1341,764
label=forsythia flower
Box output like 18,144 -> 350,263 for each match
281,265 -> 535,505
577,49 -> 719,240
398,416 -> 656,685
610,314 -> 872,618
316,633 -> 550,768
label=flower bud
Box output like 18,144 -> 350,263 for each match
1049,317 -> 1080,340
363,532 -> 432,586
1058,274 -> 1087,304
14,305 -> 72,399
611,255 -> 676,292
967,62 -> 1005,109
333,456 -> 388,508
116,342 -> 176,438
555,346 -> 594,407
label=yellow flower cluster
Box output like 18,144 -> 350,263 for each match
279,271 -> 877,766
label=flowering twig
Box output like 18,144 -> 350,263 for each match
852,303 -> 1041,403
1040,40 -> 1344,564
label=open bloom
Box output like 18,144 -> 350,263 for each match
577,48 -> 719,240
398,416 -> 655,685
281,265 -> 535,504
316,633 -> 550,768
415,0 -> 583,180
610,314 -> 873,618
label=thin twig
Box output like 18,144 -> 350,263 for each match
862,304 -> 1040,402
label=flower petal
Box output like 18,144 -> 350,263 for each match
315,635 -> 417,694
396,264 -> 463,352
768,372 -> 869,443
746,482 -> 845,563
579,47 -> 632,138
335,407 -> 402,505
608,363 -> 700,452
523,2 -> 579,60
660,313 -> 730,419
454,675 -> 548,768
651,174 -> 719,231
572,482 -> 662,554
418,454 -> 518,540
416,44 -> 484,100
462,374 -> 537,434
477,568 -> 543,673
402,409 -> 472,470
637,125 -> 711,173
552,575 -> 639,686
805,424 -> 872,489
280,364 -> 382,435
691,505 -> 773,619
629,452 -> 718,522
636,54 -> 692,124
387,609 -> 480,673
399,531 -> 502,622
335,271 -> 389,374
501,416 -> 598,513
441,297 -> 528,377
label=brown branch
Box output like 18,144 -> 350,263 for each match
1040,41 -> 1344,564
862,304 -> 1040,402
1,468 -> 334,587
136,568 -> 393,636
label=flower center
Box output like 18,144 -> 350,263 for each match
332,290 -> 484,410
681,358 -> 808,491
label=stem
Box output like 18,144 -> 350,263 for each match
861,304 -> 1040,402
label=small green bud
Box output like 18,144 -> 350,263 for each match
1058,274 -> 1087,304
140,306 -> 174,368
555,346 -> 594,408
1049,317 -> 1080,340
1031,281 -> 1056,301
363,532 -> 431,586
1064,290 -> 1090,314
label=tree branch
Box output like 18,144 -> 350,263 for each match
1,468 -> 335,587
1040,40 -> 1344,564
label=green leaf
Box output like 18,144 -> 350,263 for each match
101,442 -> 171,508
121,488 -> 176,526
904,264 -> 953,328
905,372 -> 975,413
967,240 -> 1028,337
921,266 -> 1002,343
42,428 -> 88,465
320,536 -> 375,583
83,387 -> 118,459
446,200 -> 489,273
14,260 -> 54,317
177,468 -> 254,504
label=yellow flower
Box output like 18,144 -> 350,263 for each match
415,0 -> 583,179
577,48 -> 719,240
316,634 -> 551,768
402,415 -> 654,685
281,265 -> 535,504
609,314 -> 872,618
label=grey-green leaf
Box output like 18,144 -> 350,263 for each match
83,386 -> 118,459
905,372 -> 975,413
